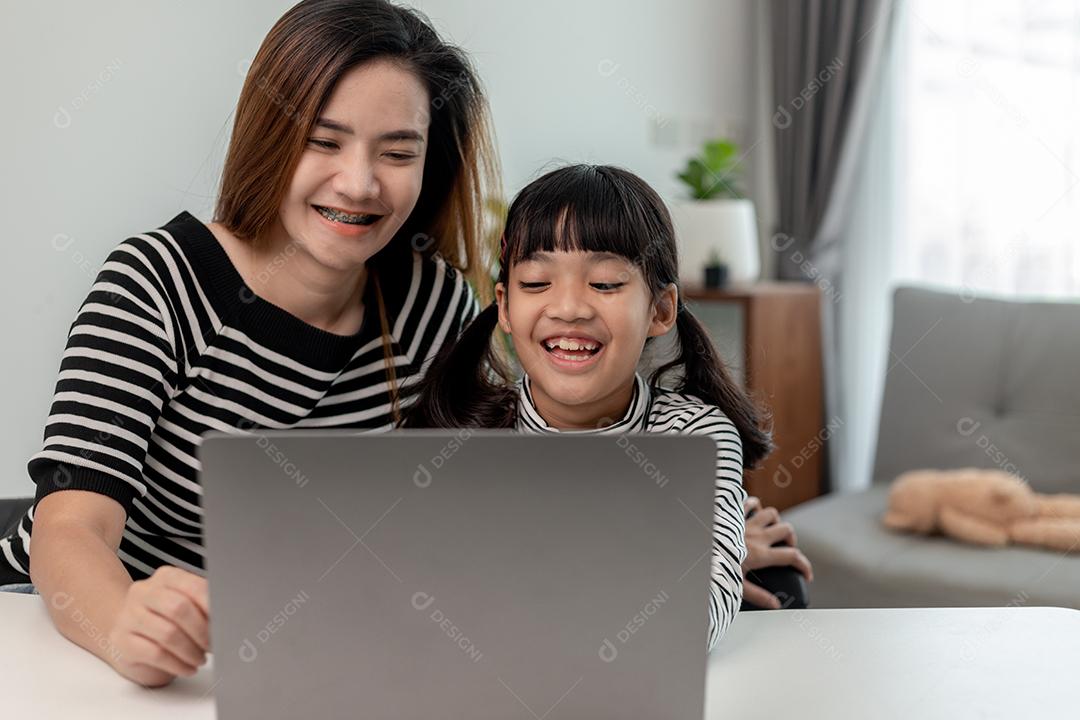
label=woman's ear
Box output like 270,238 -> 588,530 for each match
647,283 -> 678,337
494,282 -> 512,335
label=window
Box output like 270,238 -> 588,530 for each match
902,0 -> 1080,298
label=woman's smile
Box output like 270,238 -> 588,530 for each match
311,203 -> 387,237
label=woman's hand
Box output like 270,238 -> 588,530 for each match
106,565 -> 211,687
742,496 -> 813,609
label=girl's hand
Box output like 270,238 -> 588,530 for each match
106,565 -> 211,687
742,497 -> 814,609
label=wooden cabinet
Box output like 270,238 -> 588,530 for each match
683,283 -> 825,511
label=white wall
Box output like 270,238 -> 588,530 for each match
0,0 -> 295,498
0,0 -> 759,497
412,0 -> 757,196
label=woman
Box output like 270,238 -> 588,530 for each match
0,0 -> 499,687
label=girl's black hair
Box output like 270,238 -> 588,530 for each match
402,164 -> 772,468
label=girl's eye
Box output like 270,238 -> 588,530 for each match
518,282 -> 549,290
307,138 -> 338,150
384,152 -> 418,161
591,282 -> 626,291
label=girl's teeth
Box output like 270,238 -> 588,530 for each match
544,337 -> 602,363
546,338 -> 598,351
550,350 -> 592,362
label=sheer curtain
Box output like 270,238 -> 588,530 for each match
825,1 -> 907,493
898,0 -> 1080,299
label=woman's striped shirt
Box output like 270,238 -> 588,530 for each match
0,211 -> 478,581
516,373 -> 748,651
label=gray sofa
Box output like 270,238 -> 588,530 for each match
785,286 -> 1080,608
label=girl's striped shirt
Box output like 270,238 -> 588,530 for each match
0,211 -> 478,582
516,373 -> 748,651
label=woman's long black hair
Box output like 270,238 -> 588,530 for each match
402,164 -> 772,468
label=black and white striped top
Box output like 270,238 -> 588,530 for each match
516,373 -> 748,651
1,211 -> 478,581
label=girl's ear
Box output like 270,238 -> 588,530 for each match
648,283 -> 678,338
494,282 -> 512,335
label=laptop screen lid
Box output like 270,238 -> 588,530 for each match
200,430 -> 715,719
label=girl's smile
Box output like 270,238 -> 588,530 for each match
539,333 -> 607,371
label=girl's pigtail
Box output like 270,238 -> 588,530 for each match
401,303 -> 518,429
650,306 -> 773,468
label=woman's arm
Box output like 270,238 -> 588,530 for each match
31,490 -> 210,687
26,236 -> 208,686
31,491 -> 133,666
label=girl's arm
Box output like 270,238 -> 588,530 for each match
685,407 -> 748,651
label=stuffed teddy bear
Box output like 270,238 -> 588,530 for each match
883,468 -> 1080,552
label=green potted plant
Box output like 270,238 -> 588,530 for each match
671,138 -> 760,286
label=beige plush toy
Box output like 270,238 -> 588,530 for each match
883,468 -> 1080,552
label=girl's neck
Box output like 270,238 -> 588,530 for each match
528,375 -> 637,431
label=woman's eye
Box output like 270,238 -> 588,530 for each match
384,152 -> 418,161
518,282 -> 549,290
591,282 -> 626,291
307,138 -> 338,150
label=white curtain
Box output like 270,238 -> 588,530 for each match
821,0 -> 908,492
829,7 -> 907,496
897,0 -> 1080,299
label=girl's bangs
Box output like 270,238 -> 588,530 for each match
505,166 -> 655,266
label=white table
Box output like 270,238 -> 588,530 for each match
2,592 -> 216,716
706,605 -> 1080,719
4,593 -> 1077,718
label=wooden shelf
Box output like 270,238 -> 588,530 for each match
684,282 -> 825,511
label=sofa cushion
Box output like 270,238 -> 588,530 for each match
872,287 -> 1080,494
785,484 -> 1080,609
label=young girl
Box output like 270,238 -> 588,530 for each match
404,164 -> 772,650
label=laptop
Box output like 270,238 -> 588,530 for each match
200,430 -> 717,719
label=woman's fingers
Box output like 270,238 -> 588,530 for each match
134,604 -> 207,669
107,565 -> 213,688
123,662 -> 177,688
742,579 -> 781,609
144,587 -> 211,652
158,566 -> 211,627
743,496 -> 762,517
124,633 -> 199,679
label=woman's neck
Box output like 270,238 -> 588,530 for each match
528,375 -> 636,431
209,220 -> 367,336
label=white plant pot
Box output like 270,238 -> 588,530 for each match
669,198 -> 760,287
